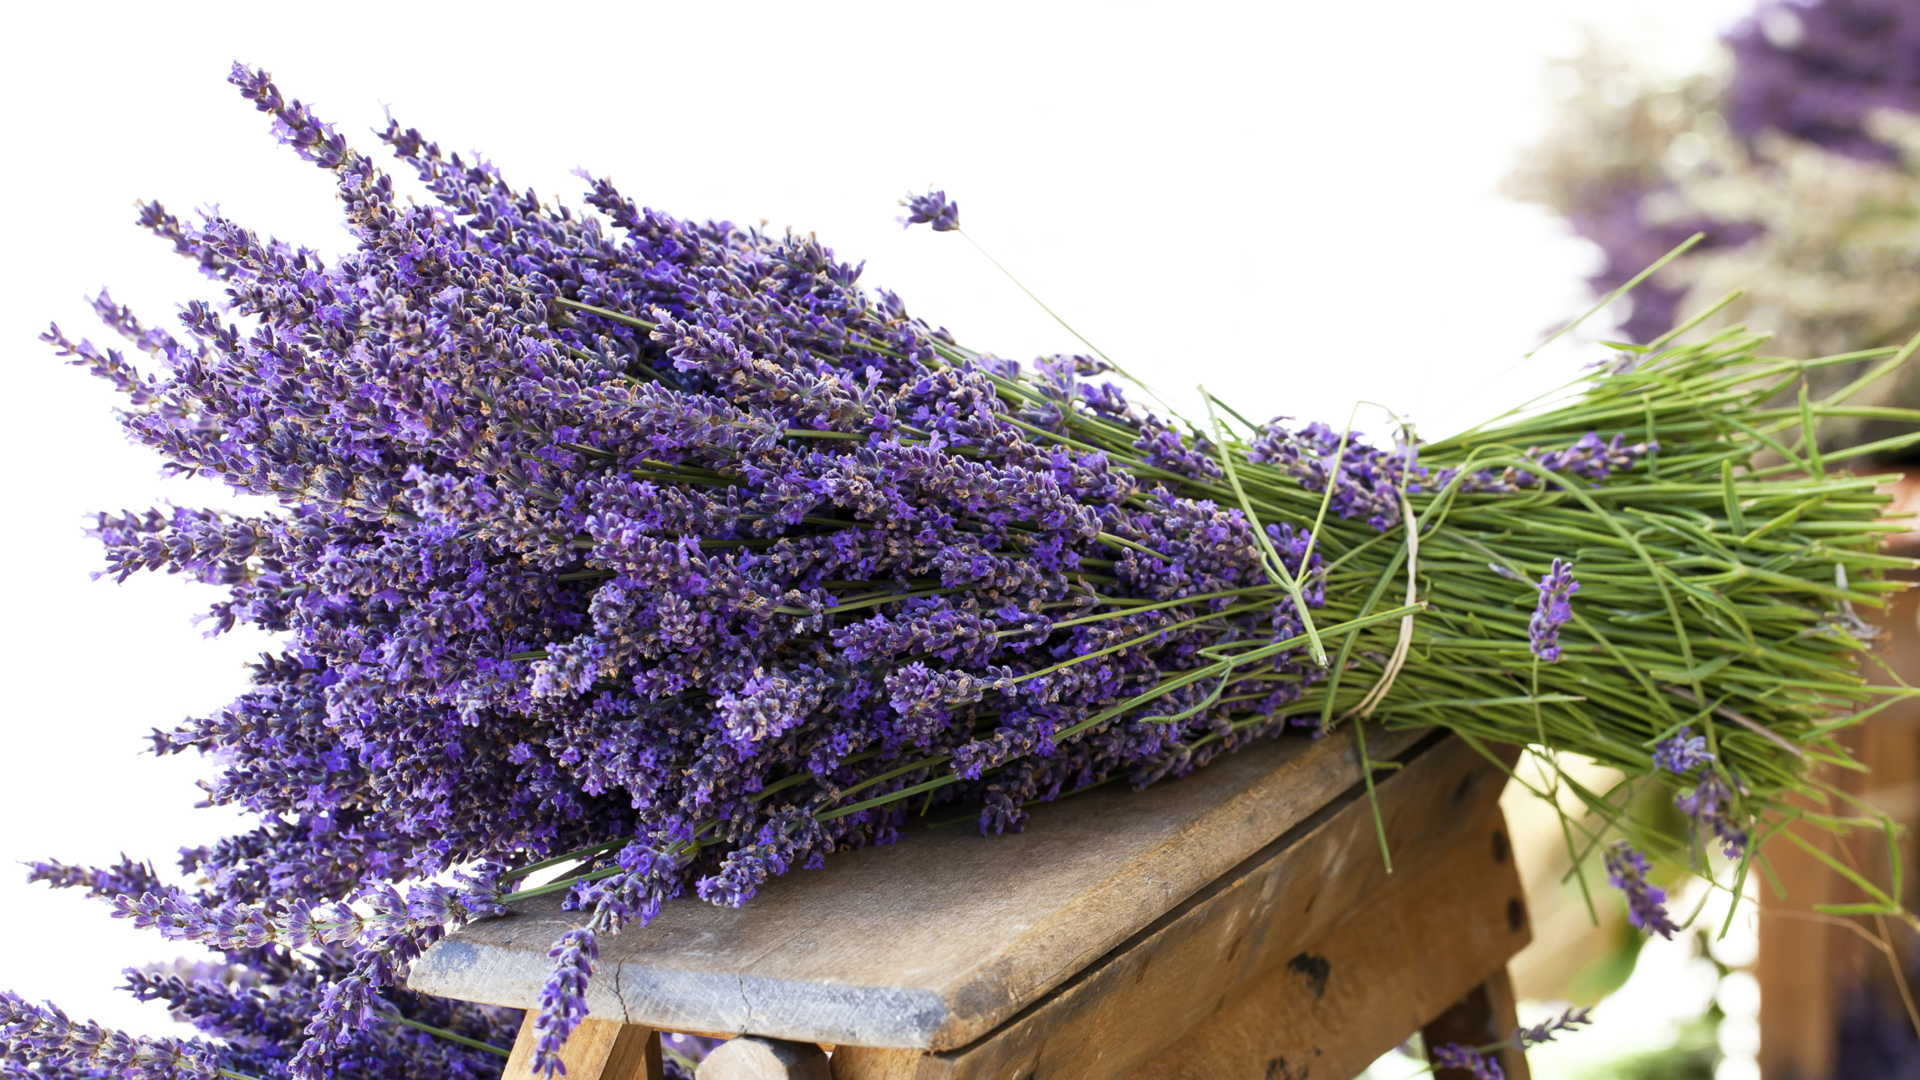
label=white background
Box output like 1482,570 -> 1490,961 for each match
0,0 -> 1752,1046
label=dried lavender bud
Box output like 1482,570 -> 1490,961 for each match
1513,1004 -> 1594,1048
1246,420 -> 1435,531
898,189 -> 960,231
24,854 -> 161,899
1456,432 -> 1655,493
121,948 -> 519,1080
534,928 -> 598,1076
1604,841 -> 1679,938
1528,559 -> 1579,662
0,992 -> 220,1079
1652,727 -> 1714,774
1676,772 -> 1749,859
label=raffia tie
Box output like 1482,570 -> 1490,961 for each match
1341,490 -> 1420,721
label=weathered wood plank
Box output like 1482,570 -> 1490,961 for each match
829,734 -> 1518,1080
500,1015 -> 663,1080
1125,814 -> 1527,1080
410,725 -> 1427,1050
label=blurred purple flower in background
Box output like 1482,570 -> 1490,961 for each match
1727,0 -> 1920,163
1511,0 -> 1920,352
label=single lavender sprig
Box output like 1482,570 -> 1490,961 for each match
1604,841 -> 1679,938
1651,727 -> 1714,774
1430,1042 -> 1505,1080
1513,1004 -> 1594,1049
1456,432 -> 1656,494
898,189 -> 960,231
0,992 -> 222,1080
534,928 -> 598,1076
24,854 -> 161,898
108,881 -> 499,1080
1676,772 -> 1749,859
1528,559 -> 1579,662
123,955 -> 519,1080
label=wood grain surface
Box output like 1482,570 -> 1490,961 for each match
409,724 -> 1428,1050
829,733 -> 1521,1080
1126,814 -> 1527,1080
499,1015 -> 663,1080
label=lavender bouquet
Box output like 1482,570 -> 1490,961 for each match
11,65 -> 1918,1079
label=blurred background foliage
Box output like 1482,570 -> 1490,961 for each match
1507,0 -> 1920,459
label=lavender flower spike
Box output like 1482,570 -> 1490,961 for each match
1651,726 -> 1714,774
0,991 -> 220,1079
534,927 -> 599,1076
1676,772 -> 1748,859
1528,558 -> 1578,662
899,188 -> 960,231
1514,1005 -> 1594,1049
1430,1042 -> 1505,1080
1604,841 -> 1679,938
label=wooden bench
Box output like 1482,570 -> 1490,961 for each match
409,727 -> 1532,1080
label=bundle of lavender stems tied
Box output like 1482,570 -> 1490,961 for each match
11,64 -> 1920,1080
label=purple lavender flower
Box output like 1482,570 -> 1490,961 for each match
1533,432 -> 1659,485
1514,1005 -> 1594,1048
534,928 -> 598,1077
1652,727 -> 1714,774
1727,0 -> 1920,163
898,189 -> 960,231
1457,432 -> 1656,493
1604,841 -> 1679,938
1528,559 -> 1579,662
25,854 -> 160,899
1246,420 -> 1433,532
0,991 -> 220,1079
1522,0 -> 1920,345
1430,1042 -> 1505,1080
1676,771 -> 1749,859
121,948 -> 520,1080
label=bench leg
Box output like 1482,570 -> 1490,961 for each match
502,1014 -> 664,1080
1422,967 -> 1530,1080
